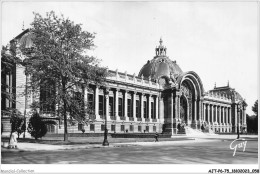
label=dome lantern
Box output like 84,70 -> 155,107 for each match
155,38 -> 167,57
138,38 -> 183,81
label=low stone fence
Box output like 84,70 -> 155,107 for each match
44,133 -> 105,137
110,133 -> 171,138
1,138 -> 9,148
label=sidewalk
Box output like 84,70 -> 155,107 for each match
2,134 -> 257,152
1,137 -> 215,152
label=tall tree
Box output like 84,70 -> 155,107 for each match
252,100 -> 258,117
251,100 -> 258,133
22,11 -> 108,141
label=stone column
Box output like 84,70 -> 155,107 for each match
133,92 -> 136,120
207,104 -> 210,123
200,100 -> 203,121
234,104 -> 237,133
84,86 -> 88,118
124,90 -> 128,118
219,106 -> 223,132
243,107 -> 246,125
229,107 -> 232,132
105,89 -> 110,121
203,103 -> 206,122
211,105 -> 214,124
141,93 -> 144,120
175,95 -> 178,121
177,95 -> 181,120
95,85 -> 99,119
215,106 -> 217,123
155,95 -> 159,119
171,93 -> 174,121
221,106 -> 225,125
194,98 -> 197,122
148,94 -> 151,120
115,89 -> 119,118
230,107 -> 232,125
219,106 -> 222,124
197,99 -> 202,129
243,107 -> 247,133
220,106 -> 223,132
225,107 -> 228,132
171,93 -> 175,135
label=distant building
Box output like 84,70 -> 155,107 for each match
1,30 -> 247,137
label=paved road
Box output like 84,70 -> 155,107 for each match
1,137 -> 258,164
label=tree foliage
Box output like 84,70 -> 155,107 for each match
10,112 -> 25,138
27,112 -> 56,140
246,114 -> 258,133
252,100 -> 258,117
22,11 -> 108,141
8,109 -> 24,133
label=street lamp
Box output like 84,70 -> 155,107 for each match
103,90 -> 109,146
237,105 -> 240,139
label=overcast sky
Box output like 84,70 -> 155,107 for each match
1,1 -> 258,115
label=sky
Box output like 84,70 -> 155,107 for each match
1,1 -> 258,115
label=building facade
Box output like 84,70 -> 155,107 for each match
1,30 -> 247,137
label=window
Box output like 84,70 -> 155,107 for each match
1,71 -> 14,110
111,125 -> 115,132
146,126 -> 149,132
151,102 -> 154,119
136,100 -> 140,117
90,124 -> 95,131
109,97 -> 114,116
99,95 -> 104,115
78,123 -> 83,131
138,125 -> 142,132
153,126 -> 156,132
72,91 -> 84,116
87,93 -> 94,112
130,125 -> 134,132
101,124 -> 105,131
47,124 -> 55,133
127,99 -> 132,117
143,101 -> 147,118
119,98 -> 123,116
40,83 -> 56,113
121,125 -> 125,132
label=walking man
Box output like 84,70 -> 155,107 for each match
154,132 -> 159,142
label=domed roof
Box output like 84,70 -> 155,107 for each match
138,39 -> 183,81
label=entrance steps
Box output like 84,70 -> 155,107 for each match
184,126 -> 206,136
184,126 -> 217,136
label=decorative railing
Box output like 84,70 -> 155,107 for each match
120,117 -> 126,120
137,118 -> 142,121
107,70 -> 160,89
129,117 -> 134,121
110,116 -> 116,120
152,119 -> 157,122
145,118 -> 150,122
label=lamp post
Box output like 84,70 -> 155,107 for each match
103,90 -> 109,146
237,106 -> 240,139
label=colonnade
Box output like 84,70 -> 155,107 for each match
202,103 -> 232,132
86,85 -> 160,122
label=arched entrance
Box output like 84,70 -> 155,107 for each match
180,95 -> 188,124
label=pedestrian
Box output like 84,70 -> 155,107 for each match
9,131 -> 18,149
154,132 -> 159,142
